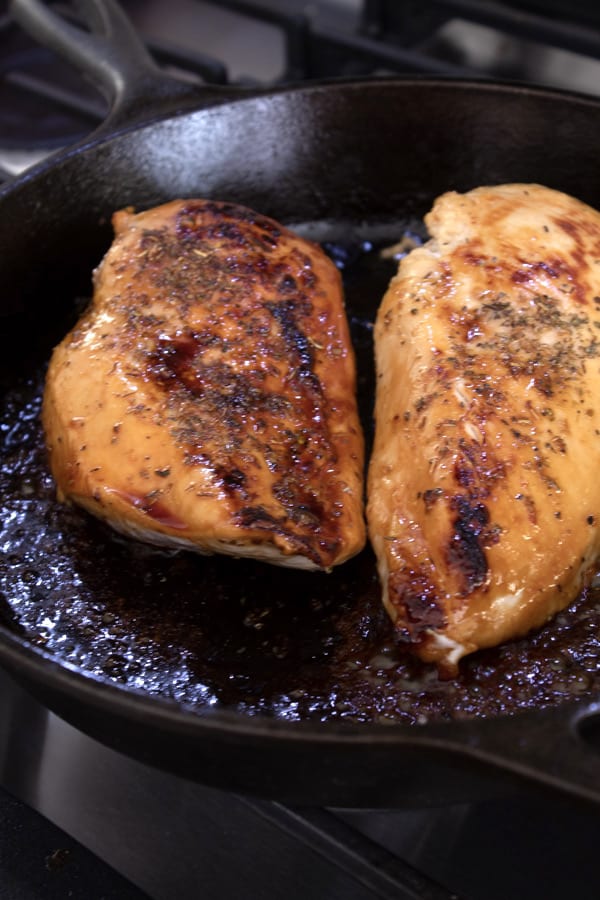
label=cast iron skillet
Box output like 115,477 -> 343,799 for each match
3,0 -> 600,809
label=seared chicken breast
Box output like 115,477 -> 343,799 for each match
43,199 -> 365,570
368,183 -> 600,671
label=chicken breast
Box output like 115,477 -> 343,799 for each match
368,183 -> 600,672
43,199 -> 365,571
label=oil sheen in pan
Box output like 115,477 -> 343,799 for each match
1,224 -> 600,726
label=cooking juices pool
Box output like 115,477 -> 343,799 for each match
1,225 -> 600,724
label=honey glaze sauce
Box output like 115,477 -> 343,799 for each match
1,224 -> 600,725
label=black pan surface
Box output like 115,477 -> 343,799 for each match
3,0 -> 600,809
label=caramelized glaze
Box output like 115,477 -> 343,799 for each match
2,223 -> 600,724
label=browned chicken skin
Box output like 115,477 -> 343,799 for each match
368,184 -> 600,671
43,199 -> 366,570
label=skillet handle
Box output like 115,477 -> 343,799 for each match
436,698 -> 600,807
8,0 -> 238,135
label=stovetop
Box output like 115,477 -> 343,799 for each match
4,1 -> 600,898
5,663 -> 600,900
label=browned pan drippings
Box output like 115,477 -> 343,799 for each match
2,227 -> 600,725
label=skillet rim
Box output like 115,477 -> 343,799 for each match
4,71 -> 600,195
